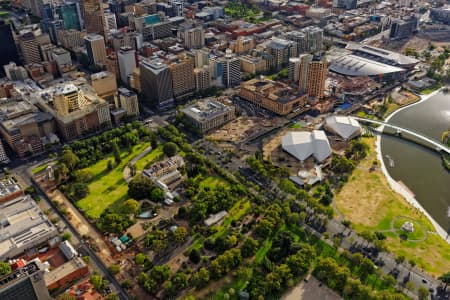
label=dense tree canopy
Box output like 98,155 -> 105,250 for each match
0,262 -> 11,276
120,199 -> 140,215
128,174 -> 160,200
96,210 -> 134,233
163,142 -> 178,157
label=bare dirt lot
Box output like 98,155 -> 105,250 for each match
208,116 -> 284,143
281,275 -> 342,300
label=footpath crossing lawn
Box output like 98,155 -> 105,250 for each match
77,143 -> 151,219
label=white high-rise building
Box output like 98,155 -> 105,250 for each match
288,57 -> 301,82
118,46 -> 136,84
3,62 -> 29,81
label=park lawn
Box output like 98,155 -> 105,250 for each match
77,142 -> 150,219
134,144 -> 164,170
254,239 -> 272,265
382,96 -> 419,118
335,137 -> 450,275
211,200 -> 251,240
421,84 -> 442,95
198,176 -> 229,189
32,163 -> 49,174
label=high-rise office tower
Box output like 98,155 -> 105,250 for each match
288,57 -> 301,82
3,62 -> 29,81
53,83 -> 86,115
82,0 -> 105,36
303,26 -> 323,53
208,56 -> 223,87
105,52 -> 119,78
140,59 -> 174,109
84,33 -> 107,65
104,12 -> 117,34
306,59 -> 327,99
179,26 -> 204,49
59,29 -> 85,49
194,66 -> 210,92
193,49 -> 209,68
298,55 -> 327,99
118,46 -> 136,84
57,2 -> 83,31
118,87 -> 139,116
235,36 -> 255,54
0,21 -> 20,68
47,19 -> 64,44
170,0 -> 183,16
169,55 -> 195,98
298,54 -> 313,94
91,71 -> 117,103
267,38 -> 297,70
19,31 -> 41,65
0,261 -> 51,300
389,16 -> 418,40
220,51 -> 241,88
284,31 -> 307,54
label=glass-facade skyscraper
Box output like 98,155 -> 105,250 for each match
0,21 -> 20,70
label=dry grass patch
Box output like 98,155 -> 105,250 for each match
335,137 -> 450,275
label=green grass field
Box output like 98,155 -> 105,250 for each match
198,176 -> 229,189
76,143 -> 150,219
134,145 -> 164,170
392,217 -> 427,241
211,200 -> 251,240
32,163 -> 49,174
421,84 -> 442,95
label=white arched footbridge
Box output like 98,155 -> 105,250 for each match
352,116 -> 450,154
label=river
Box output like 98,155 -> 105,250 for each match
380,90 -> 450,231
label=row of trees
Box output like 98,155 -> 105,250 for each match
314,256 -> 410,300
67,122 -> 153,168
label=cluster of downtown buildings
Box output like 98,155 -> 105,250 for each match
0,0 -> 447,161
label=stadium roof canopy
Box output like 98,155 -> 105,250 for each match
345,43 -> 419,67
329,54 -> 405,77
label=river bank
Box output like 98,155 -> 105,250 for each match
375,88 -> 450,244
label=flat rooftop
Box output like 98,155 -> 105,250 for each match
181,98 -> 234,122
44,256 -> 87,287
0,179 -> 21,199
0,195 -> 57,260
241,78 -> 306,104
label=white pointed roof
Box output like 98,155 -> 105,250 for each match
282,130 -> 331,162
325,116 -> 361,140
